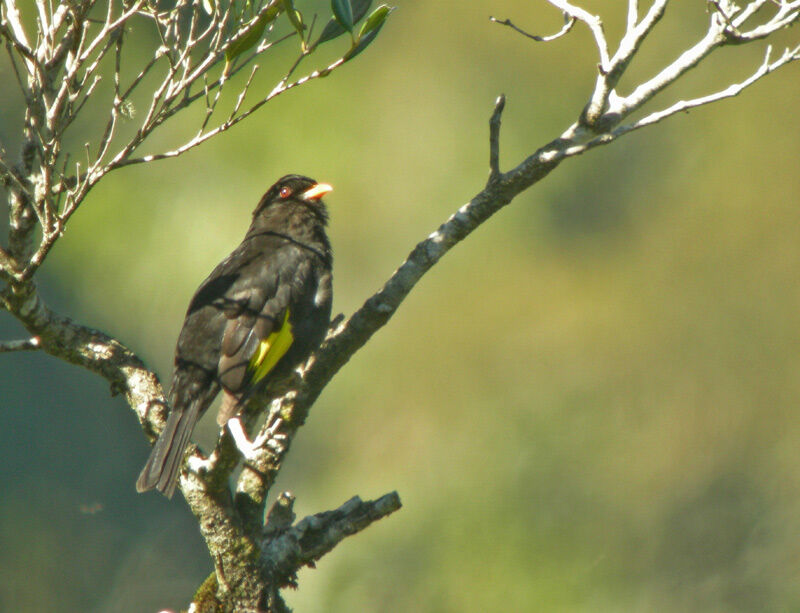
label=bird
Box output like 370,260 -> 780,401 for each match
136,175 -> 333,498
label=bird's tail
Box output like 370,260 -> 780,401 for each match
136,402 -> 200,499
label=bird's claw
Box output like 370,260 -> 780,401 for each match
227,416 -> 286,461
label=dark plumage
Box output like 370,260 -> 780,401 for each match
136,175 -> 333,498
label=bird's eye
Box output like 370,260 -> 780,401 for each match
279,186 -> 292,199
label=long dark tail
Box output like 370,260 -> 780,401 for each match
136,402 -> 200,499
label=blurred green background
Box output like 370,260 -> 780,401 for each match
2,1 -> 800,611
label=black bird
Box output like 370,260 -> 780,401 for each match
136,175 -> 333,498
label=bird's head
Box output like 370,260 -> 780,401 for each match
255,175 -> 333,222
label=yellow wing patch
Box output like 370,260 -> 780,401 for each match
249,309 -> 293,383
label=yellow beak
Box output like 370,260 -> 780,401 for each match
301,183 -> 333,201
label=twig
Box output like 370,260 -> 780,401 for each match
615,0 -> 669,77
0,1 -> 39,75
547,0 -> 610,69
0,154 -> 29,194
488,94 -> 506,184
112,57 -> 347,169
615,44 -> 800,135
734,0 -> 772,26
0,336 -> 41,352
489,14 -> 576,42
3,36 -> 31,101
226,64 -> 259,122
729,0 -> 800,42
627,0 -> 639,32
0,245 -> 18,278
261,492 -> 402,581
709,0 -> 743,36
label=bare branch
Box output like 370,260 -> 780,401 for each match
488,94 -> 506,184
627,0 -> 639,32
611,4 -> 799,124
0,153 -> 29,195
0,244 -> 17,277
614,0 -> 670,80
0,336 -> 40,352
547,0 -> 611,69
536,1 -> 615,126
616,29 -> 724,120
34,1 -> 50,54
489,13 -> 576,42
734,0 -> 773,26
111,57 -> 347,170
260,492 -> 402,581
731,1 -> 800,41
0,281 -> 165,423
227,64 -> 259,122
1,0 -> 36,72
615,44 -> 800,135
2,30 -> 36,128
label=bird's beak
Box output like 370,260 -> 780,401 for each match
301,183 -> 333,201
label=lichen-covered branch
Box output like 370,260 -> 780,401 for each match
261,491 -> 402,584
0,280 -> 166,428
0,336 -> 40,352
192,491 -> 402,612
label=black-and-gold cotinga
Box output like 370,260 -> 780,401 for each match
136,175 -> 333,498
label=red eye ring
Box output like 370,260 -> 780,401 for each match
279,186 -> 292,198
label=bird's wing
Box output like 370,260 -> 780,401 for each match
217,246 -> 313,399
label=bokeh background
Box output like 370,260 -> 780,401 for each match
2,1 -> 800,611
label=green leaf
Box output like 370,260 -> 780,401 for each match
202,0 -> 214,15
344,4 -> 392,61
314,0 -> 372,47
283,0 -> 305,37
225,3 -> 283,63
358,4 -> 392,39
332,0 -> 354,32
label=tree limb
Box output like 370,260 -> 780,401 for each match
489,14 -> 576,42
488,94 -> 506,184
0,336 -> 40,352
261,491 -> 402,583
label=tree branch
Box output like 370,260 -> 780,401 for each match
488,94 -> 506,184
615,43 -> 800,135
0,281 -> 166,426
261,491 -> 402,584
0,244 -> 18,279
489,13 -> 576,42
548,0 -> 611,70
0,336 -> 40,352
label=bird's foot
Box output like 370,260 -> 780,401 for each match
227,416 -> 287,461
